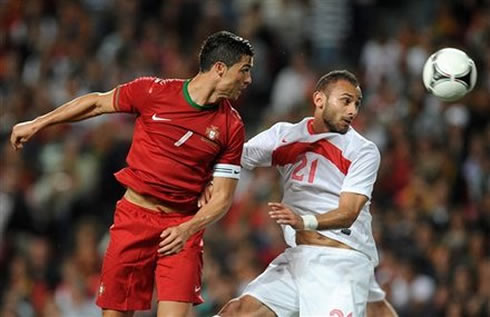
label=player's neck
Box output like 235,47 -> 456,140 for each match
187,74 -> 222,105
311,118 -> 329,134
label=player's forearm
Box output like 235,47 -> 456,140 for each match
184,193 -> 233,234
34,92 -> 112,128
315,208 -> 359,230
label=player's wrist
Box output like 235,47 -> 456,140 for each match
301,215 -> 318,231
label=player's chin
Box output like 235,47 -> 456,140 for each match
334,125 -> 349,134
231,91 -> 243,100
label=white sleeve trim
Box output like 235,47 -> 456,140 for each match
213,163 -> 241,179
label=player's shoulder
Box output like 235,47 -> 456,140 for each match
124,77 -> 183,94
221,99 -> 244,125
269,118 -> 305,133
257,118 -> 309,141
135,76 -> 184,89
153,78 -> 185,92
347,128 -> 380,156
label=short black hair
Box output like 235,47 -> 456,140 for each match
315,70 -> 359,93
199,31 -> 254,72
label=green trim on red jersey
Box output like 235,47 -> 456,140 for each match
183,80 -> 218,110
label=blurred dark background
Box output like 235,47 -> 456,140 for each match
0,0 -> 489,316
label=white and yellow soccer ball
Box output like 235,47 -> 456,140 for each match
422,47 -> 477,102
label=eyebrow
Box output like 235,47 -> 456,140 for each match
341,93 -> 362,103
241,64 -> 252,69
340,93 -> 356,98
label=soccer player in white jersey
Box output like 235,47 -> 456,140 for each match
213,70 -> 397,317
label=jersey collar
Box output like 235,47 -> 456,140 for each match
307,119 -> 316,134
183,80 -> 219,111
307,118 -> 353,135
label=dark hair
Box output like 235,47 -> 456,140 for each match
199,31 -> 254,72
315,70 -> 359,93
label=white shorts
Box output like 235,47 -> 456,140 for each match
242,245 -> 379,317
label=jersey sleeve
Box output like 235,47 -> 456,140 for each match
113,77 -> 156,113
341,142 -> 381,199
241,123 -> 282,170
212,122 -> 245,179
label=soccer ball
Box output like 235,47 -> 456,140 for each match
422,48 -> 477,102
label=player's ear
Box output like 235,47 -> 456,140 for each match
213,62 -> 227,78
313,91 -> 325,110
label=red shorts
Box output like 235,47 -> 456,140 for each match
96,198 -> 204,311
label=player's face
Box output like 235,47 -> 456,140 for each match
217,55 -> 253,100
314,80 -> 362,134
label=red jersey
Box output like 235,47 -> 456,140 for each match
113,77 -> 245,212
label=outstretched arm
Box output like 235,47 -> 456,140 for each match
10,89 -> 116,150
268,191 -> 368,230
158,177 -> 237,255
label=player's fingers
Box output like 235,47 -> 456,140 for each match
159,240 -> 183,255
10,136 -> 19,150
14,142 -> 23,150
163,245 -> 183,256
269,211 -> 290,220
160,229 -> 171,239
197,193 -> 205,208
268,205 -> 286,212
159,234 -> 176,247
205,185 -> 213,201
267,202 -> 283,208
159,230 -> 176,245
10,136 -> 15,149
158,238 -> 179,253
270,208 -> 290,215
15,138 -> 28,149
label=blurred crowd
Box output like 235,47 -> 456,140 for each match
1,0 -> 489,316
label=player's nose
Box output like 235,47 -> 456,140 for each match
244,73 -> 252,85
347,102 -> 358,116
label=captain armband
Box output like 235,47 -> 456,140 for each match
213,163 -> 241,179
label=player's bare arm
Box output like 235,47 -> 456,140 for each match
197,181 -> 214,208
10,89 -> 116,151
268,191 -> 367,230
158,177 -> 237,256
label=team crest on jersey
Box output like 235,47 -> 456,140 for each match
206,125 -> 220,140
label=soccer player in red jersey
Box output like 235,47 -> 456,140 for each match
10,31 -> 254,317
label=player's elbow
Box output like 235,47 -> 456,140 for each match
92,90 -> 116,114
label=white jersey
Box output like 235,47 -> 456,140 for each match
241,117 -> 380,264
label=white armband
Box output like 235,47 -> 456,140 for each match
213,163 -> 241,179
301,215 -> 318,231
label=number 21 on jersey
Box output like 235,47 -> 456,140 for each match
291,155 -> 318,183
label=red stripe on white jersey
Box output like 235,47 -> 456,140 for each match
271,139 -> 352,175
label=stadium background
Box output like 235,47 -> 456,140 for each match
0,0 -> 489,316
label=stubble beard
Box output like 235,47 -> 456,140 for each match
323,117 -> 348,135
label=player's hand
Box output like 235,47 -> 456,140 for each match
158,224 -> 191,256
197,181 -> 213,208
10,120 -> 40,151
268,202 -> 304,230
